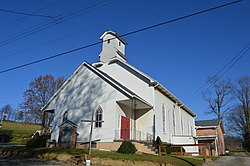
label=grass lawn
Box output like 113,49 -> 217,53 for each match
1,121 -> 41,144
0,146 -> 205,166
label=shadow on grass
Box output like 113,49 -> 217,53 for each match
170,155 -> 197,166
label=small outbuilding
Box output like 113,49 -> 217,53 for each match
195,119 -> 225,156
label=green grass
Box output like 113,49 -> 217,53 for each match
92,151 -> 204,166
1,121 -> 41,144
0,147 -> 204,166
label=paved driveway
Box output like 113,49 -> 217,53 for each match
204,155 -> 250,166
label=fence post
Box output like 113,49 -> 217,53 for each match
208,143 -> 211,157
203,144 -> 206,161
159,145 -> 161,156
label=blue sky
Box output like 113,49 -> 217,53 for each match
0,0 -> 249,120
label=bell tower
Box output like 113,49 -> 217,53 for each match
99,30 -> 127,63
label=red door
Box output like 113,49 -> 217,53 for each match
121,116 -> 130,139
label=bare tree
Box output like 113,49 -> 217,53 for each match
203,76 -> 233,119
232,76 -> 250,151
20,74 -> 65,124
226,105 -> 245,136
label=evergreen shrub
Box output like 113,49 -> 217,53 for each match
26,133 -> 47,148
117,141 -> 137,154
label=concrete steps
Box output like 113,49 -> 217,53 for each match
133,142 -> 156,155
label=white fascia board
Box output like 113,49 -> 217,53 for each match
109,58 -> 156,84
100,30 -> 127,45
84,62 -> 134,99
155,83 -> 196,117
196,135 -> 217,138
196,126 -> 217,129
43,61 -> 135,111
109,58 -> 196,117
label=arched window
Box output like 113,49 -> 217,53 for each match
173,106 -> 176,135
95,107 -> 103,128
63,111 -> 68,122
162,103 -> 166,133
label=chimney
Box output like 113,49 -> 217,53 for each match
99,30 -> 127,63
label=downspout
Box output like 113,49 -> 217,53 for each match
133,98 -> 137,141
130,97 -> 133,140
152,82 -> 159,142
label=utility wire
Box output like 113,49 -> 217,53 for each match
184,43 -> 250,101
0,8 -> 54,19
184,43 -> 250,104
0,0 -> 116,48
0,0 -> 62,29
0,0 -> 242,75
0,19 -> 119,62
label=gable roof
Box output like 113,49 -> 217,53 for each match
58,120 -> 78,128
195,119 -> 221,127
109,58 -> 196,117
42,61 -> 152,111
100,30 -> 127,45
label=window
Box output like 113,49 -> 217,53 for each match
173,107 -> 176,135
107,39 -> 110,44
95,106 -> 103,128
162,104 -> 166,133
63,111 -> 68,122
181,116 -> 184,135
119,41 -> 121,46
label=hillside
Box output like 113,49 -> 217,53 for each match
1,121 -> 41,144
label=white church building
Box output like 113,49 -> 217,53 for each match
42,30 -> 197,153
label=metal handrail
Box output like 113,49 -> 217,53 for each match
114,129 -> 153,143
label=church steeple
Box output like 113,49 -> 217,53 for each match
99,30 -> 127,63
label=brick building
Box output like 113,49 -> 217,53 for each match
195,119 -> 225,156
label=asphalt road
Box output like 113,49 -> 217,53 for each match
204,155 -> 250,166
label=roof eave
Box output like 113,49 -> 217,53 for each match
155,84 -> 196,117
100,30 -> 127,45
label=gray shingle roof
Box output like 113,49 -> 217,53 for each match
195,119 -> 221,127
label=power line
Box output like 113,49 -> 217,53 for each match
0,19 -> 119,62
0,0 -> 242,75
0,0 -> 62,30
184,43 -> 250,101
184,43 -> 250,104
120,0 -> 242,38
0,8 -> 54,19
0,0 -> 117,48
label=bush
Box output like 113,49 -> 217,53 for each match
0,130 -> 13,143
117,141 -> 137,154
26,133 -> 47,148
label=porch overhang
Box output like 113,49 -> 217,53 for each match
44,109 -> 55,113
117,96 -> 153,110
196,136 -> 216,141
